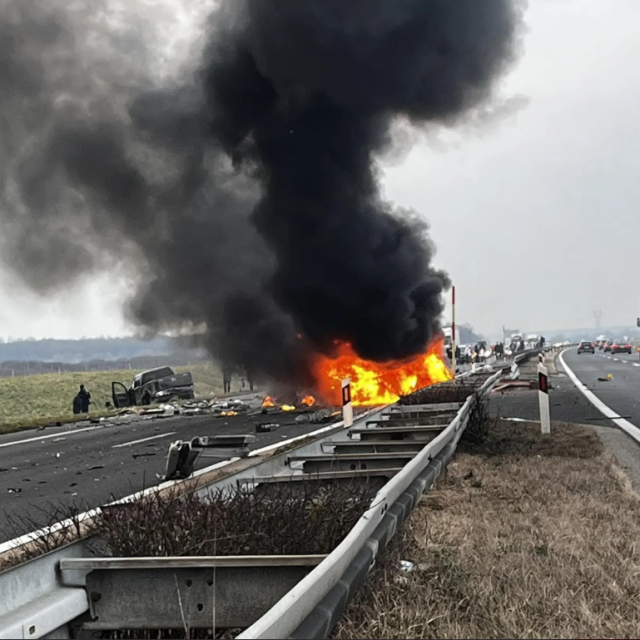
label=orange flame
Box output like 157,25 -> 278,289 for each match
313,340 -> 453,407
220,410 -> 238,417
281,404 -> 296,412
301,395 -> 316,407
262,396 -> 276,408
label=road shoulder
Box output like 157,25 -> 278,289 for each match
334,419 -> 640,639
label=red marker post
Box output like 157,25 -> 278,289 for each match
451,286 -> 457,372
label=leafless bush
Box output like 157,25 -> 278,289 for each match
1,479 -> 377,575
97,480 -> 377,557
0,502 -> 89,572
459,392 -> 491,446
399,375 -> 492,406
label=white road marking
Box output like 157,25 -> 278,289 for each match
613,358 -> 620,361
0,409 -> 377,555
0,425 -> 105,450
112,432 -> 177,448
559,350 -> 640,444
634,364 -> 640,368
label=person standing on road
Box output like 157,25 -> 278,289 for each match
244,365 -> 255,392
72,392 -> 82,415
78,384 -> 91,413
222,364 -> 232,394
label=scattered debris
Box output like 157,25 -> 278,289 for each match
399,560 -> 415,572
132,452 -> 156,459
7,488 -> 21,493
295,409 -> 339,424
87,464 -> 105,471
492,380 -> 534,393
256,422 -> 281,433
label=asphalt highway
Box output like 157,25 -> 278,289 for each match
0,398 -> 345,543
3,349 -> 637,545
560,347 -> 640,428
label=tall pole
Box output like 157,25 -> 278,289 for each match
451,286 -> 457,372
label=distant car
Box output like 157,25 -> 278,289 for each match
577,340 -> 595,354
611,340 -> 632,355
597,339 -> 608,350
603,340 -> 614,352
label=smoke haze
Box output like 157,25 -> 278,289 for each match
0,0 -> 526,383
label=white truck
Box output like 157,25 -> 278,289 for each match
443,326 -> 461,348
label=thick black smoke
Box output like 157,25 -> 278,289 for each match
0,0 -> 526,384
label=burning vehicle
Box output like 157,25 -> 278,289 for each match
111,366 -> 195,408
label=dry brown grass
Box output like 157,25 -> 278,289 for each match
334,420 -> 640,639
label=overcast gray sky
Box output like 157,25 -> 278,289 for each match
1,0 -> 638,341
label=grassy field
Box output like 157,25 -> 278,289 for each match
0,362 -> 227,435
334,420 -> 640,639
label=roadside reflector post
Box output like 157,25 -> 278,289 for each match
538,362 -> 550,434
342,378 -> 353,427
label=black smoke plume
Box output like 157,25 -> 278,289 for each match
0,0 -> 526,384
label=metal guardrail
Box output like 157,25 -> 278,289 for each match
238,369 -> 503,639
0,409 -> 383,639
0,367 -> 505,639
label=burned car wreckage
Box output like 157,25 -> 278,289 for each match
111,366 -> 195,408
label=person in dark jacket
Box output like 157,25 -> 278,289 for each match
222,364 -> 232,394
72,393 -> 83,415
78,385 -> 91,413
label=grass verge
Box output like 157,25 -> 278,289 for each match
334,420 -> 640,639
0,362 -> 224,436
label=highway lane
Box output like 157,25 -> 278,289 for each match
0,405 -> 346,543
560,348 -> 640,429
